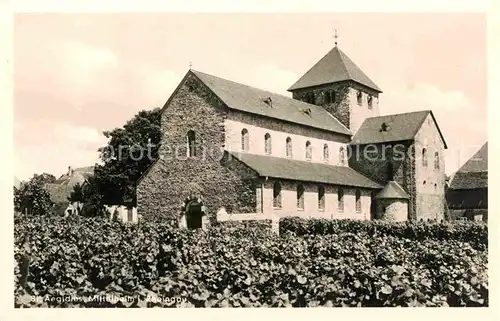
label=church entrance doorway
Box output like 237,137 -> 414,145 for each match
185,200 -> 203,229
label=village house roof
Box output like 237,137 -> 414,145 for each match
287,46 -> 382,92
46,166 -> 94,204
190,70 -> 352,136
351,110 -> 448,148
448,142 -> 487,190
448,171 -> 488,190
455,142 -> 488,173
228,152 -> 381,189
374,181 -> 409,200
446,142 -> 487,211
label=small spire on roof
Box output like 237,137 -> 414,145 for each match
334,28 -> 338,47
189,61 -> 192,69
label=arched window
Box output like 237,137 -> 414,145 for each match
323,144 -> 329,162
355,189 -> 361,213
297,183 -> 305,210
387,162 -> 394,181
264,133 -> 272,155
337,188 -> 344,212
286,137 -> 292,158
434,152 -> 440,170
324,91 -> 331,104
273,181 -> 282,208
367,95 -> 373,109
309,93 -> 315,104
187,130 -> 196,157
422,148 -> 428,167
357,91 -> 363,105
339,146 -> 346,166
318,185 -> 325,211
241,128 -> 249,152
305,141 -> 312,160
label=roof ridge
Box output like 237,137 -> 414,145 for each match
192,69 -> 306,103
368,110 -> 430,120
286,48 -> 337,91
190,69 -> 352,136
337,48 -> 353,80
227,151 -> 381,188
228,151 -> 357,170
324,111 -> 352,135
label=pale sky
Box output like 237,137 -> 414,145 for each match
14,13 -> 487,180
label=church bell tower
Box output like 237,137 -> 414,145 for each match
287,32 -> 382,135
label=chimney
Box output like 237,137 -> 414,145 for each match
68,166 -> 72,175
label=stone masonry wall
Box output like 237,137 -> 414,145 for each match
137,73 -> 259,222
349,142 -> 416,220
413,113 -> 447,221
291,80 -> 380,134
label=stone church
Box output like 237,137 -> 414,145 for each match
137,43 -> 448,228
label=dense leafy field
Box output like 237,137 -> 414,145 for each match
14,216 -> 488,307
280,217 -> 488,251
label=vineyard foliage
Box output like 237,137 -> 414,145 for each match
279,217 -> 488,251
14,216 -> 488,307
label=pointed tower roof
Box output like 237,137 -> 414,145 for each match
288,46 -> 382,93
375,181 -> 409,200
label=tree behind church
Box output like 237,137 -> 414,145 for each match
93,108 -> 162,208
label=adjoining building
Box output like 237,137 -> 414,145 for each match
446,142 -> 488,222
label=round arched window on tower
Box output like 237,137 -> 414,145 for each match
367,95 -> 373,109
324,91 -> 331,105
357,91 -> 363,105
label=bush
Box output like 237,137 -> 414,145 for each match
279,217 -> 487,250
14,216 -> 488,307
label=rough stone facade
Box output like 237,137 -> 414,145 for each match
261,179 -> 372,220
413,113 -> 447,221
137,73 -> 259,223
349,142 -> 416,219
349,114 -> 446,222
225,111 -> 350,166
291,80 -> 380,133
375,199 -> 408,222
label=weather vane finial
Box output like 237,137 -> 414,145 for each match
334,29 -> 338,47
189,61 -> 192,69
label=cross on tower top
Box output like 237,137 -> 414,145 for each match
334,29 -> 338,47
